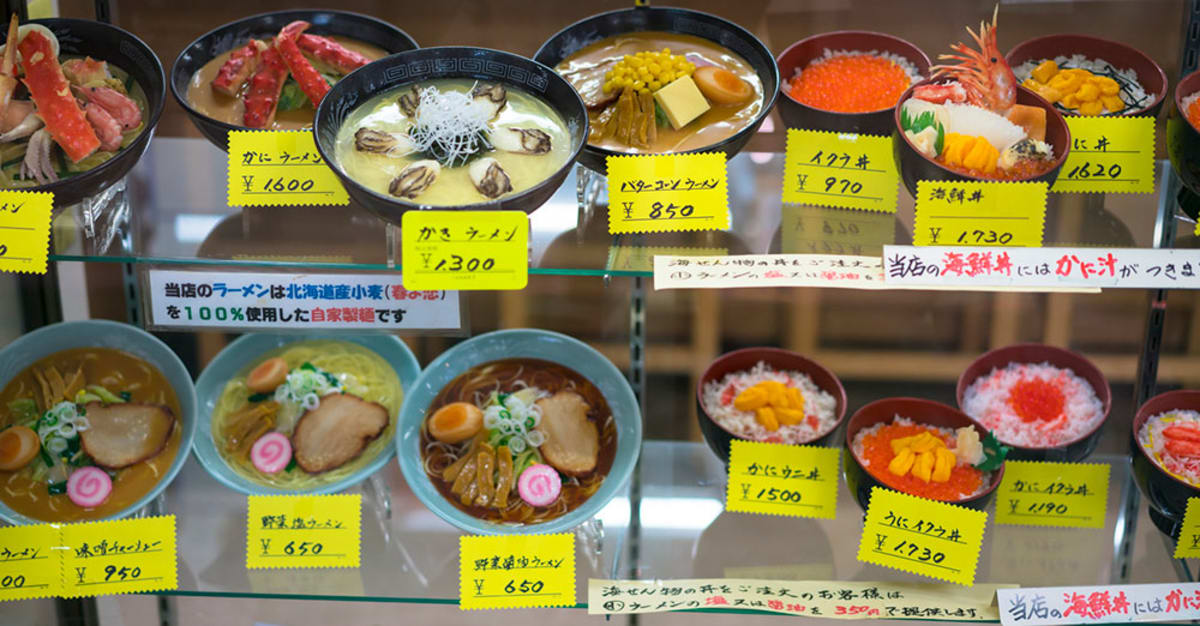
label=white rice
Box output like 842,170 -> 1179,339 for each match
1183,91 -> 1200,120
1013,54 -> 1148,114
792,49 -> 923,85
961,362 -> 1104,448
850,415 -> 992,499
1138,410 -> 1200,488
701,361 -> 837,444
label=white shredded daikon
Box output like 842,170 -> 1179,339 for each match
406,86 -> 492,166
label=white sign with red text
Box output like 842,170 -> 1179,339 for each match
997,583 -> 1200,626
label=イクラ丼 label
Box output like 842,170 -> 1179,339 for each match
782,129 -> 899,213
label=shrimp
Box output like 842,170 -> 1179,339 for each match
929,5 -> 1016,114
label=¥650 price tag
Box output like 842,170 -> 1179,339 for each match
857,487 -> 987,586
0,524 -> 61,601
995,461 -> 1109,529
459,533 -> 575,610
246,494 -> 361,569
0,190 -> 51,275
607,152 -> 728,234
1051,116 -> 1154,194
782,129 -> 899,213
227,130 -> 349,206
60,516 -> 178,597
401,210 -> 528,290
913,180 -> 1047,247
726,440 -> 840,519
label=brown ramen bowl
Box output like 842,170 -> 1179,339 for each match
1132,390 -> 1200,540
1168,69 -> 1200,199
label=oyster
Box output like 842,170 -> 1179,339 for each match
471,83 -> 507,120
354,127 -> 414,155
389,159 -> 441,199
397,85 -> 425,117
490,127 -> 551,155
468,157 -> 513,199
999,138 -> 1053,170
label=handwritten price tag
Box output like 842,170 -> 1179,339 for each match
460,533 -> 575,610
913,181 -> 1047,247
227,130 -> 349,207
726,440 -> 840,519
781,204 -> 895,256
0,190 -> 52,275
60,516 -> 177,597
994,461 -> 1108,529
0,524 -> 61,601
607,152 -> 728,234
857,487 -> 987,586
1173,498 -> 1200,558
1051,116 -> 1155,194
401,210 -> 527,290
246,494 -> 361,569
782,129 -> 899,213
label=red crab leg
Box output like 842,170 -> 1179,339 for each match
296,34 -> 370,74
242,46 -> 288,129
18,29 -> 99,162
0,15 -> 19,116
212,40 -> 266,97
274,21 -> 329,107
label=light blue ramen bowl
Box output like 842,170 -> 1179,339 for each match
0,320 -> 198,525
193,333 -> 419,495
397,329 -> 641,535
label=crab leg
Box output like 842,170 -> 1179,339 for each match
296,34 -> 370,74
212,40 -> 266,97
274,21 -> 329,107
0,15 -> 18,117
242,46 -> 288,129
18,29 -> 99,162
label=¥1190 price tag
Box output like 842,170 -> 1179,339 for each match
459,533 -> 575,610
246,494 -> 361,569
725,440 -> 840,519
607,152 -> 728,234
227,130 -> 349,206
782,129 -> 900,213
0,523 -> 61,601
857,487 -> 987,586
913,180 -> 1047,247
401,210 -> 528,290
1051,116 -> 1155,194
0,190 -> 52,275
994,461 -> 1109,529
1174,498 -> 1200,558
59,516 -> 178,597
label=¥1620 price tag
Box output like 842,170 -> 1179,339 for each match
227,130 -> 349,206
1175,498 -> 1200,558
459,533 -> 575,610
857,487 -> 987,586
1051,116 -> 1155,194
607,152 -> 728,234
0,523 -> 61,601
913,180 -> 1047,247
59,516 -> 178,597
401,210 -> 528,290
994,461 -> 1109,529
782,129 -> 899,213
0,190 -> 52,275
725,440 -> 840,519
246,494 -> 361,569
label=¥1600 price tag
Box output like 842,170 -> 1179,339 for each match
0,190 -> 52,275
227,130 -> 349,206
246,494 -> 361,569
401,210 -> 528,290
1051,116 -> 1155,194
460,533 -> 575,610
607,152 -> 728,234
782,129 -> 900,213
1174,498 -> 1200,558
725,440 -> 840,519
0,523 -> 61,601
913,180 -> 1047,247
60,516 -> 178,597
994,461 -> 1109,529
857,487 -> 987,586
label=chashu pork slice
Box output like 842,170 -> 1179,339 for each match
79,402 -> 176,469
534,390 -> 599,476
291,394 -> 389,473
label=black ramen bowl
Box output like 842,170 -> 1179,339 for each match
843,397 -> 1004,512
1132,390 -> 1200,540
1168,69 -> 1200,200
314,46 -> 588,220
776,31 -> 930,135
2,19 -> 164,207
170,10 -> 417,151
533,5 -> 780,174
956,344 -> 1112,463
893,82 -> 1071,196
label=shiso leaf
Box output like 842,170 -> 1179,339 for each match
973,430 -> 1009,472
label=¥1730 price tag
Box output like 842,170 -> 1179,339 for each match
1174,498 -> 1200,558
0,190 -> 52,275
1051,116 -> 1155,194
607,152 -> 728,234
857,487 -> 987,586
401,210 -> 528,290
227,130 -> 349,206
994,461 -> 1109,529
459,533 -> 575,610
782,129 -> 899,213
246,494 -> 361,569
59,516 -> 178,597
725,440 -> 840,519
913,180 -> 1047,247
0,523 -> 61,601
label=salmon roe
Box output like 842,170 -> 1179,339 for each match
1007,378 -> 1066,423
789,54 -> 911,113
859,422 -> 984,502
1187,98 -> 1200,132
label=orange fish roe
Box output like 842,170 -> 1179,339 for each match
1007,378 -> 1066,423
789,54 -> 911,113
859,422 -> 984,502
1187,97 -> 1200,132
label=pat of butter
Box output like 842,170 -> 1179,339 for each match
653,76 -> 710,130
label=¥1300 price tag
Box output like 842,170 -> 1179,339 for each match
60,516 -> 178,597
782,129 -> 900,213
725,440 -> 840,519
913,180 -> 1047,247
857,487 -> 987,586
0,190 -> 52,275
227,130 -> 349,206
1174,498 -> 1200,558
0,523 -> 61,601
995,461 -> 1109,529
401,210 -> 528,290
1051,116 -> 1155,194
607,152 -> 728,234
459,533 -> 575,610
246,494 -> 361,569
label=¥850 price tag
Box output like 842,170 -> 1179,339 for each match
227,130 -> 349,206
0,190 -> 51,275
782,129 -> 899,213
1052,116 -> 1155,194
460,533 -> 575,610
401,210 -> 528,290
995,461 -> 1109,529
246,494 -> 361,569
607,152 -> 728,234
0,523 -> 61,601
60,516 -> 178,597
857,487 -> 987,586
913,180 -> 1047,247
726,440 -> 840,519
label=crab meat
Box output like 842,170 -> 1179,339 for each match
20,128 -> 56,184
84,102 -> 122,151
74,86 -> 141,130
212,40 -> 265,97
61,57 -> 110,86
296,34 -> 370,74
242,46 -> 289,129
389,159 -> 440,199
274,21 -> 329,107
18,28 -> 98,162
471,83 -> 507,120
490,127 -> 551,155
468,157 -> 512,199
353,127 -> 413,155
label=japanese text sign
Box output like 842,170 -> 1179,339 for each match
401,210 -> 528,290
998,582 -> 1200,626
1173,498 -> 1200,558
459,533 -> 574,610
1051,117 -> 1155,194
857,487 -> 987,586
781,204 -> 895,257
655,253 -> 887,290
783,129 -> 899,213
607,153 -> 729,234
0,524 -> 61,601
246,494 -> 361,569
607,246 -> 727,273
913,181 -> 1047,247
0,190 -> 51,275
726,440 -> 839,519
995,461 -> 1109,529
60,516 -> 178,597
228,130 -> 349,206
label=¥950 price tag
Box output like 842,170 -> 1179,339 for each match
607,152 -> 729,234
401,210 -> 528,290
0,190 -> 52,275
227,130 -> 349,206
913,180 -> 1047,247
725,440 -> 840,519
782,129 -> 899,213
60,516 -> 178,597
246,494 -> 361,569
459,533 -> 575,610
995,461 -> 1109,529
0,523 -> 61,601
1051,116 -> 1155,194
857,487 -> 987,586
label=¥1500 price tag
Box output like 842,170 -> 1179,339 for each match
857,487 -> 987,586
1174,498 -> 1200,558
995,461 -> 1109,529
607,152 -> 728,234
0,190 -> 52,275
0,523 -> 61,601
460,533 -> 575,610
1051,116 -> 1155,194
782,129 -> 900,213
60,516 -> 178,597
913,180 -> 1047,247
246,494 -> 361,569
227,130 -> 349,206
725,440 -> 840,519
401,210 -> 528,290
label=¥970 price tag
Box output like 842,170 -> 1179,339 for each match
1051,116 -> 1155,194
401,210 -> 528,290
59,516 -> 178,597
857,488 -> 987,586
782,129 -> 899,213
227,130 -> 349,206
246,494 -> 361,569
607,152 -> 728,234
0,190 -> 52,275
913,180 -> 1047,247
459,533 -> 575,610
995,461 -> 1109,529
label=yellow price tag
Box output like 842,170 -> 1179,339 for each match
857,487 -> 987,586
781,204 -> 895,256
227,130 -> 349,206
606,246 -> 727,273
913,180 -> 1047,247
60,516 -> 178,597
246,494 -> 361,569
782,129 -> 899,213
0,524 -> 61,601
459,533 -> 575,610
726,440 -> 840,519
401,210 -> 528,290
1173,498 -> 1200,558
994,461 -> 1109,529
0,190 -> 52,275
607,153 -> 729,234
1051,116 -> 1155,194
